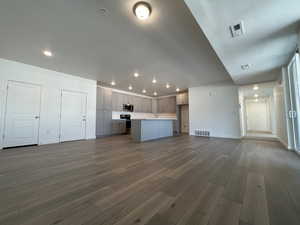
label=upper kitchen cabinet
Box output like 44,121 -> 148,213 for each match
111,91 -> 152,113
176,92 -> 189,105
112,92 -> 124,111
157,96 -> 176,113
97,87 -> 112,110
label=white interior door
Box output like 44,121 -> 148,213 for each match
286,53 -> 300,152
3,81 -> 41,148
60,90 -> 87,142
246,98 -> 271,133
181,105 -> 189,133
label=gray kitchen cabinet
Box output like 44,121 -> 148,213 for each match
176,92 -> 189,105
112,120 -> 126,134
103,88 -> 112,110
127,95 -> 134,105
157,96 -> 176,113
113,92 -> 129,111
143,98 -> 152,113
96,87 -> 113,136
135,96 -> 143,112
116,93 -> 124,111
96,109 -> 112,136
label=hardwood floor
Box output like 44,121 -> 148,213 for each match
0,135 -> 299,225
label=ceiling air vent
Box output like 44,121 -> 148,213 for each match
230,21 -> 245,38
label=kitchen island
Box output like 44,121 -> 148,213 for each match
131,118 -> 175,142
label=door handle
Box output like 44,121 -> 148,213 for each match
82,119 -> 86,121
35,116 -> 40,119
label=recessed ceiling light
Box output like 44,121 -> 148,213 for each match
166,83 -> 170,89
111,81 -> 116,86
255,98 -> 259,102
142,89 -> 147,93
153,92 -> 157,96
176,88 -> 180,92
152,78 -> 157,84
134,73 -> 139,78
241,64 -> 250,70
254,94 -> 259,98
253,85 -> 259,90
133,2 -> 152,20
128,85 -> 133,90
43,50 -> 53,57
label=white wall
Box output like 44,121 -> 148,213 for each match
0,58 -> 97,149
189,83 -> 241,139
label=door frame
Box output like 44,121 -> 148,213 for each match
286,53 -> 300,152
244,96 -> 272,134
59,89 -> 88,143
2,80 -> 42,148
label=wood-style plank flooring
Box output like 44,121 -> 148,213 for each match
0,135 -> 299,225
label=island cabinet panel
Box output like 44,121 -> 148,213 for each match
131,119 -> 174,142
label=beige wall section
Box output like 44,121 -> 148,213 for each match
189,82 -> 241,139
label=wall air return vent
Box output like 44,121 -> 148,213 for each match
195,129 -> 210,137
230,21 -> 245,38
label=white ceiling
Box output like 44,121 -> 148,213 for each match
0,0 -> 232,96
184,0 -> 300,85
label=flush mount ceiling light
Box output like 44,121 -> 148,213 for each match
254,94 -> 259,98
128,85 -> 133,90
98,8 -> 108,15
241,64 -> 250,70
176,88 -> 180,92
142,89 -> 147,93
111,81 -> 116,86
152,78 -> 157,84
153,92 -> 157,96
253,85 -> 259,90
133,2 -> 152,20
134,73 -> 139,78
166,83 -> 170,89
43,50 -> 53,57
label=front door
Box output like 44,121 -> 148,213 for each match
60,90 -> 87,142
3,81 -> 41,148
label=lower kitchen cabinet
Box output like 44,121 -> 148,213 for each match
96,110 -> 112,136
112,120 -> 126,135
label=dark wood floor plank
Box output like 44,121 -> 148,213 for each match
0,135 -> 299,225
240,173 -> 269,225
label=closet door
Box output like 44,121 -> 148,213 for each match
3,81 -> 41,148
286,53 -> 300,152
60,90 -> 87,142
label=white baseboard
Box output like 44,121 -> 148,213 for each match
278,137 -> 290,150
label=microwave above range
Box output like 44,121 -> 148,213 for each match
123,104 -> 134,112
